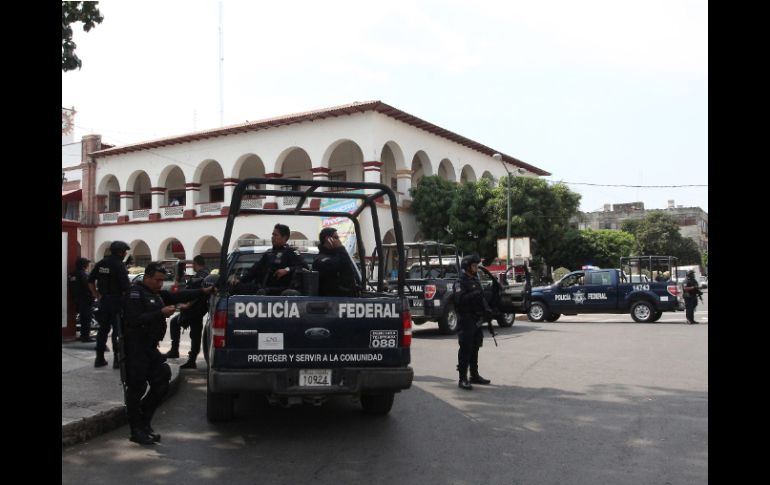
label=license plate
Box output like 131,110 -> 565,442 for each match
409,299 -> 423,307
298,369 -> 332,386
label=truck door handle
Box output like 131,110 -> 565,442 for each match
307,302 -> 331,314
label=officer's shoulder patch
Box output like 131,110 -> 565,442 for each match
129,290 -> 141,299
293,249 -> 301,256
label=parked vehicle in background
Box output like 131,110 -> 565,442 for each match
527,256 -> 684,323
375,242 -> 518,334
129,259 -> 190,292
672,264 -> 704,285
698,275 -> 708,289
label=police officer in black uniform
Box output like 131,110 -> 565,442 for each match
88,241 -> 131,368
69,257 -> 94,342
312,227 -> 358,297
683,269 -> 703,324
453,254 -> 492,390
167,255 -> 211,369
122,261 -> 213,445
232,223 -> 307,295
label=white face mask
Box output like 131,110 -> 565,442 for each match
122,252 -> 131,264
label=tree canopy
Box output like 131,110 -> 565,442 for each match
409,175 -> 582,275
447,178 -> 497,260
621,211 -> 702,264
408,176 -> 457,242
62,2 -> 104,72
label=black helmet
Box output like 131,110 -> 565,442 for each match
75,257 -> 90,270
461,254 -> 481,270
687,270 -> 696,277
109,240 -> 130,253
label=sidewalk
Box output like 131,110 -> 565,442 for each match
62,335 -> 193,447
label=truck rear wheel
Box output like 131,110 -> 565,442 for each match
527,301 -> 549,322
202,324 -> 210,366
207,374 -> 234,422
361,392 -> 395,415
497,313 -> 515,327
631,301 -> 655,323
438,304 -> 458,334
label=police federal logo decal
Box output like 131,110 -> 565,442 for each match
573,290 -> 586,305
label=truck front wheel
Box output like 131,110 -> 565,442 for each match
497,313 -> 516,327
631,301 -> 655,323
528,302 -> 549,322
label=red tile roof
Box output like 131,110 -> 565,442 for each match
90,101 -> 549,175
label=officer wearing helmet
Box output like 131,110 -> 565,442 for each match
682,269 -> 703,324
452,254 -> 492,390
68,257 -> 94,342
88,240 -> 131,367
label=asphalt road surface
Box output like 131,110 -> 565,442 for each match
63,292 -> 707,484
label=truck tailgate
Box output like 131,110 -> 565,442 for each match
215,295 -> 409,369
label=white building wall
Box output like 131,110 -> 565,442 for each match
91,108 -> 537,263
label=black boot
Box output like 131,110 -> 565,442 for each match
458,370 -> 473,390
129,427 -> 156,445
94,351 -> 108,368
164,342 -> 180,359
141,424 -> 161,442
180,357 -> 197,369
470,371 -> 491,385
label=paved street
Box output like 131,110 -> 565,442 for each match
63,293 -> 707,484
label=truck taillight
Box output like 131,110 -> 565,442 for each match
213,309 -> 227,348
667,284 -> 680,297
402,309 -> 412,347
424,284 -> 437,300
171,284 -> 179,293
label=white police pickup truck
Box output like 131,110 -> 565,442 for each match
203,178 -> 413,421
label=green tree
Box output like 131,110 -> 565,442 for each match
702,250 -> 708,273
548,228 -> 635,270
621,211 -> 702,264
62,2 -> 104,72
447,178 -> 496,260
579,229 -> 636,268
491,177 -> 582,276
408,176 -> 457,242
674,238 -> 702,265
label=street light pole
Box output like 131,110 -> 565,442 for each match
492,153 -> 511,273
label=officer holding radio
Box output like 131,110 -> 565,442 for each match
122,261 -> 213,445
313,227 -> 358,297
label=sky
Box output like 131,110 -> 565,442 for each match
62,0 -> 707,213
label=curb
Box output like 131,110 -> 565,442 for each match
61,364 -> 182,448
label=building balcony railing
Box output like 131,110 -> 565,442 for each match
128,208 -> 150,221
99,212 -> 119,224
196,201 -> 223,215
161,206 -> 185,219
241,198 -> 263,209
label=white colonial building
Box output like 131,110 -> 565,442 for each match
71,101 -> 550,269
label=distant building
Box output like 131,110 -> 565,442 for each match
572,200 -> 708,252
